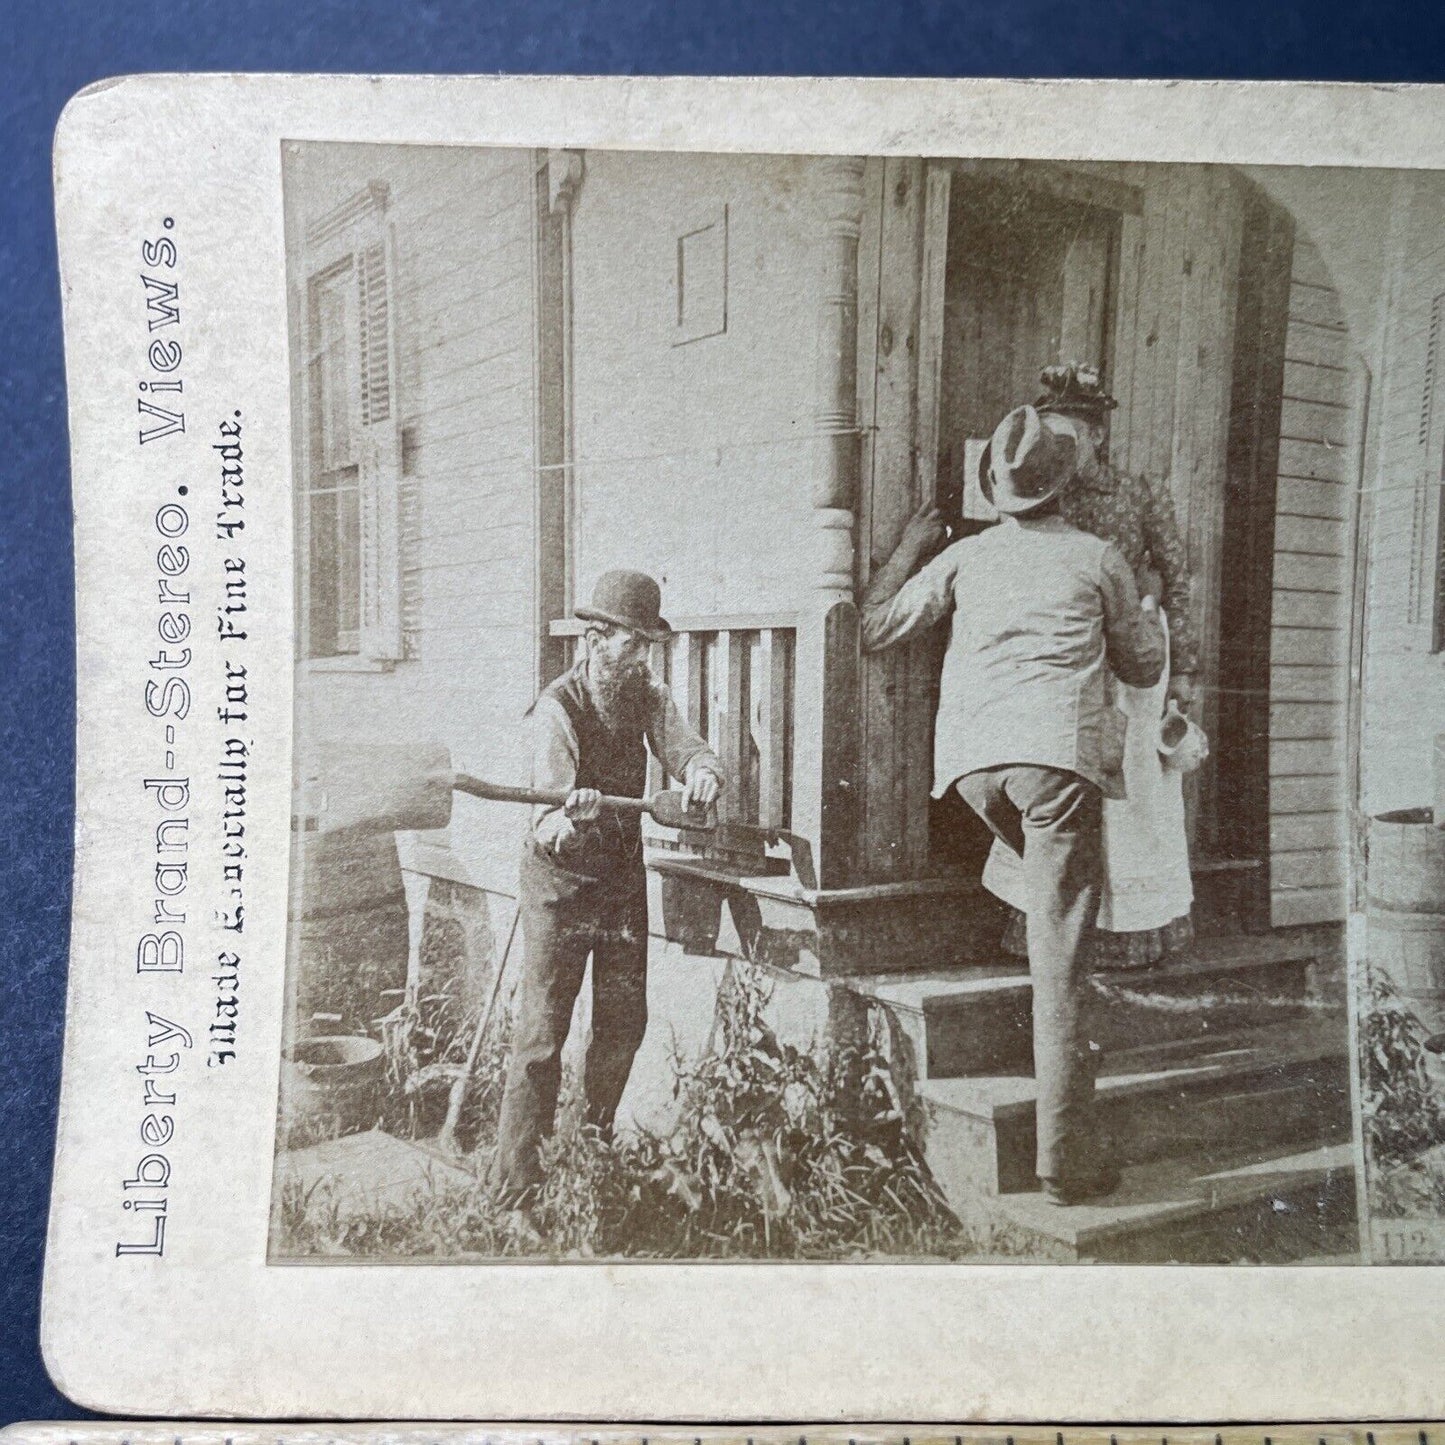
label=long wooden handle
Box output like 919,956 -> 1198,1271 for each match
452,774 -> 649,816
436,901 -> 522,1156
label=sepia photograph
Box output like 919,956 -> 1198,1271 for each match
47,72 -> 1445,1420
267,140 -> 1445,1267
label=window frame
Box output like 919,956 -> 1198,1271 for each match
294,180 -> 405,671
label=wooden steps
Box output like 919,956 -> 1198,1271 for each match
843,926 -> 1357,1262
848,927 -> 1340,1079
915,1017 -> 1351,1196
979,1141 -> 1358,1263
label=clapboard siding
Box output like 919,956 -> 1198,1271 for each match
1276,478 -> 1348,522
1277,437 -> 1349,484
1274,886 -> 1346,928
1268,241 -> 1353,926
1270,811 -> 1347,852
1273,847 -> 1347,891
289,144 -> 540,894
1283,322 -> 1349,370
568,151 -> 818,623
1272,775 -> 1343,813
1283,359 -> 1346,407
1271,700 -> 1345,736
1272,626 -> 1346,667
1272,589 -> 1344,630
1273,554 -> 1343,594
1270,663 -> 1345,701
1280,397 -> 1349,446
1275,514 -> 1347,556
1361,174 -> 1445,817
1272,737 -> 1346,775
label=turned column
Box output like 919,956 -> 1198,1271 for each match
534,149 -> 584,686
811,156 -> 866,601
793,156 -> 866,888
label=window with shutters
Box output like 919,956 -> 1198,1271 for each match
299,182 -> 403,664
1436,487 -> 1445,653
1403,287 -> 1445,653
1427,290 -> 1445,653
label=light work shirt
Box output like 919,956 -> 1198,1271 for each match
861,513 -> 1166,796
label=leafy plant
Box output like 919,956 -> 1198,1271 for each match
274,962 -> 999,1261
380,984 -> 468,1139
1361,970 -> 1445,1171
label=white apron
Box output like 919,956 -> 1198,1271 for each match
981,613 -> 1193,934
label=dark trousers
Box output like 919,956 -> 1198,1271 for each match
957,765 -> 1104,1184
490,845 -> 649,1198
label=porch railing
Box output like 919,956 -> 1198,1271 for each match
550,614 -> 797,846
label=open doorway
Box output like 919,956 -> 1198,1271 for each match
935,169 -> 1120,531
921,164 -> 1302,939
927,165 -> 1124,875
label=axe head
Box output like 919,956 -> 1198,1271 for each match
649,790 -> 716,832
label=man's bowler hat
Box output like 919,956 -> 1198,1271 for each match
575,569 -> 673,642
978,404 -> 1080,516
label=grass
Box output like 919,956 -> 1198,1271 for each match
273,964 -> 1033,1262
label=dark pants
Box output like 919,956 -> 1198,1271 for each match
957,765 -> 1104,1184
490,843 -> 649,1199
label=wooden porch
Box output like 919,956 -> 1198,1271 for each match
571,156 -> 1358,970
564,159 -> 1362,1259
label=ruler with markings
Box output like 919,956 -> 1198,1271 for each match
0,1427 -> 1438,1445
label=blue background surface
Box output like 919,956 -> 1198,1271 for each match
3,0 -> 1444,1425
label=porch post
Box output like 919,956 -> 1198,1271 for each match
549,149 -> 584,620
811,156 -> 866,597
794,156 -> 865,888
533,149 -> 584,687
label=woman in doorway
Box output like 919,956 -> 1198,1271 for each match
988,362 -> 1203,971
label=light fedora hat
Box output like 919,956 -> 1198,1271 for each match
575,569 -> 673,643
978,403 -> 1081,515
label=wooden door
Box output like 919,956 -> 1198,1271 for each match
935,175 -> 1117,529
926,173 -> 1121,874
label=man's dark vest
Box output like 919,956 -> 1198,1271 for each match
533,663 -> 649,877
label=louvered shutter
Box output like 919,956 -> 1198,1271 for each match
1422,292 -> 1445,654
1407,291 -> 1442,628
1395,175 -> 1445,654
300,182 -> 404,664
355,228 -> 404,661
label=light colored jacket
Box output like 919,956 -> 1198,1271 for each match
861,513 -> 1166,795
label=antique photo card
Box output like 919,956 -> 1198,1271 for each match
45,74 -> 1445,1419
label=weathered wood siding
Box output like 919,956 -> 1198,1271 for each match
567,151 -> 819,619
1362,175 -> 1445,819
1109,167 -> 1246,863
856,156 -> 937,881
288,144 -> 539,893
1265,238 -> 1354,926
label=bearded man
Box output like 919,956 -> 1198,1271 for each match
490,570 -> 723,1204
